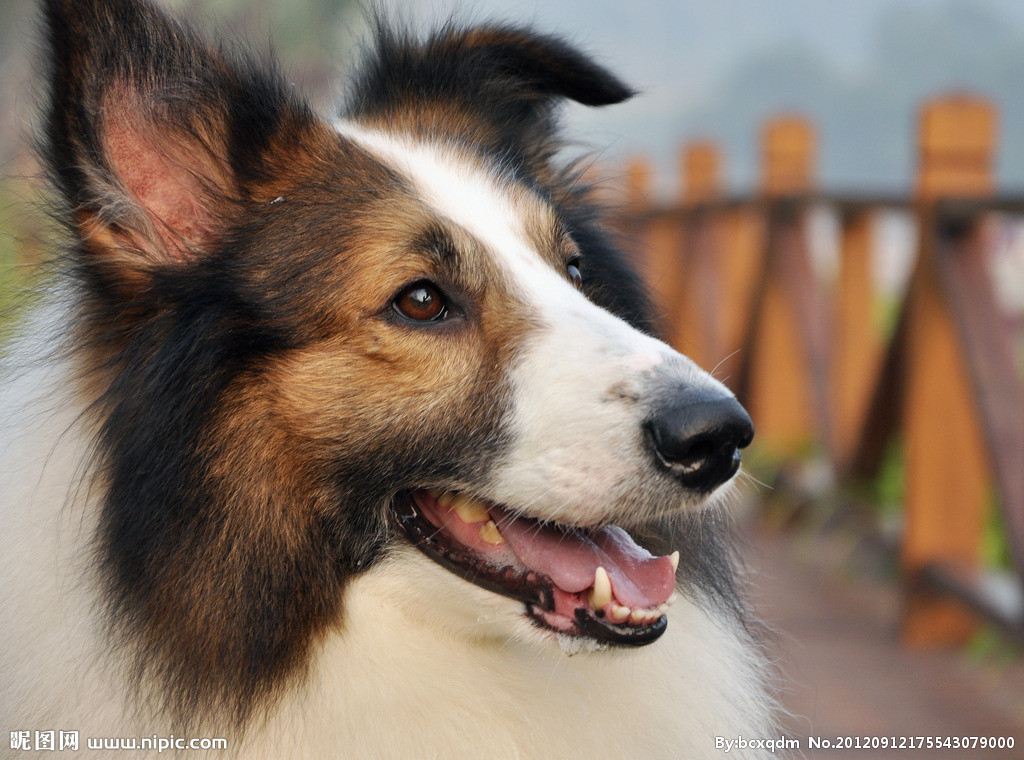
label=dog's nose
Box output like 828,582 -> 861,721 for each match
644,389 -> 754,492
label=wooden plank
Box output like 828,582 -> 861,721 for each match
681,141 -> 721,204
760,116 -> 816,196
740,116 -> 828,456
743,208 -> 822,455
674,210 -> 721,371
902,221 -> 990,645
934,217 -> 1024,585
625,156 -> 654,212
671,144 -> 720,370
644,214 -> 687,344
848,303 -> 908,480
673,143 -> 725,370
916,98 -> 996,199
717,207 -> 764,387
778,209 -> 834,453
902,95 -> 998,646
624,156 -> 684,336
833,210 -> 884,469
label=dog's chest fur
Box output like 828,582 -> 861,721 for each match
0,345 -> 771,759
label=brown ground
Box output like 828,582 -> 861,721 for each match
748,527 -> 1024,759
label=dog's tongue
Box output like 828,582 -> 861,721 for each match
492,508 -> 676,609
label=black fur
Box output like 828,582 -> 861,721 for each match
346,20 -> 634,177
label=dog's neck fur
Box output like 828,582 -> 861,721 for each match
250,562 -> 774,760
0,314 -> 776,759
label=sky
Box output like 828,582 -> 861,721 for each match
6,0 -> 1024,196
367,0 -> 1024,195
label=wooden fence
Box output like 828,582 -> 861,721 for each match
618,95 -> 1024,647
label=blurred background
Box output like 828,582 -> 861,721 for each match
2,0 -> 1023,755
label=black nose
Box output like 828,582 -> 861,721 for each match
644,389 -> 754,492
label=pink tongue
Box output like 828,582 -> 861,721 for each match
492,508 -> 676,609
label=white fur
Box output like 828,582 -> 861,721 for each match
0,325 -> 775,757
243,551 -> 776,759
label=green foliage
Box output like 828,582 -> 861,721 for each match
873,437 -> 906,521
0,242 -> 30,352
966,624 -> 1022,665
873,292 -> 903,342
870,438 -> 1013,573
982,497 -> 1013,571
0,180 -> 42,352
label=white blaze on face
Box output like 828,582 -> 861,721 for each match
336,121 -> 729,524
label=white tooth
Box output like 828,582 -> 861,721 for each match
657,604 -> 668,617
629,609 -> 646,625
609,604 -> 631,623
670,551 -> 680,572
589,566 -> 612,610
478,520 -> 505,545
450,493 -> 489,523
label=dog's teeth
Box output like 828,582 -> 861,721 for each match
657,603 -> 668,617
670,550 -> 680,572
450,493 -> 489,523
667,593 -> 678,606
625,607 -> 659,625
478,520 -> 505,545
609,604 -> 631,623
589,566 -> 612,610
436,491 -> 456,508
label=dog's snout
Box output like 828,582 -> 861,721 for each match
644,390 -> 754,492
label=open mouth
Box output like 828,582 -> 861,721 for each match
393,489 -> 679,646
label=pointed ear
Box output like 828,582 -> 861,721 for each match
440,27 -> 635,107
42,0 -> 330,269
350,23 -> 634,165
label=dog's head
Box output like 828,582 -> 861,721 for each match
42,0 -> 752,722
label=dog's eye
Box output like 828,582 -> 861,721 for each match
567,261 -> 583,291
394,281 -> 448,322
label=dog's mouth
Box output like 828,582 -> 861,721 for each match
393,489 -> 679,646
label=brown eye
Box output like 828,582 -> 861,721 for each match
394,281 -> 447,322
567,261 -> 583,291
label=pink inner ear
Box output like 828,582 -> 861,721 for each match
103,112 -> 227,263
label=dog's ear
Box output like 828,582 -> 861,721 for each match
349,23 -> 634,167
42,0 -> 331,273
433,27 -> 634,108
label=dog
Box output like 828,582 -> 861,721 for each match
0,0 -> 778,756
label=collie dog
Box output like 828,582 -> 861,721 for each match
1,0 -> 777,756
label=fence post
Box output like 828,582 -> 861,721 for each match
742,116 -> 823,456
762,116 -> 816,195
718,206 -> 765,388
682,141 -> 721,204
671,142 -> 724,369
625,155 -> 654,212
625,156 -> 687,339
833,209 -> 883,468
902,96 -> 996,645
